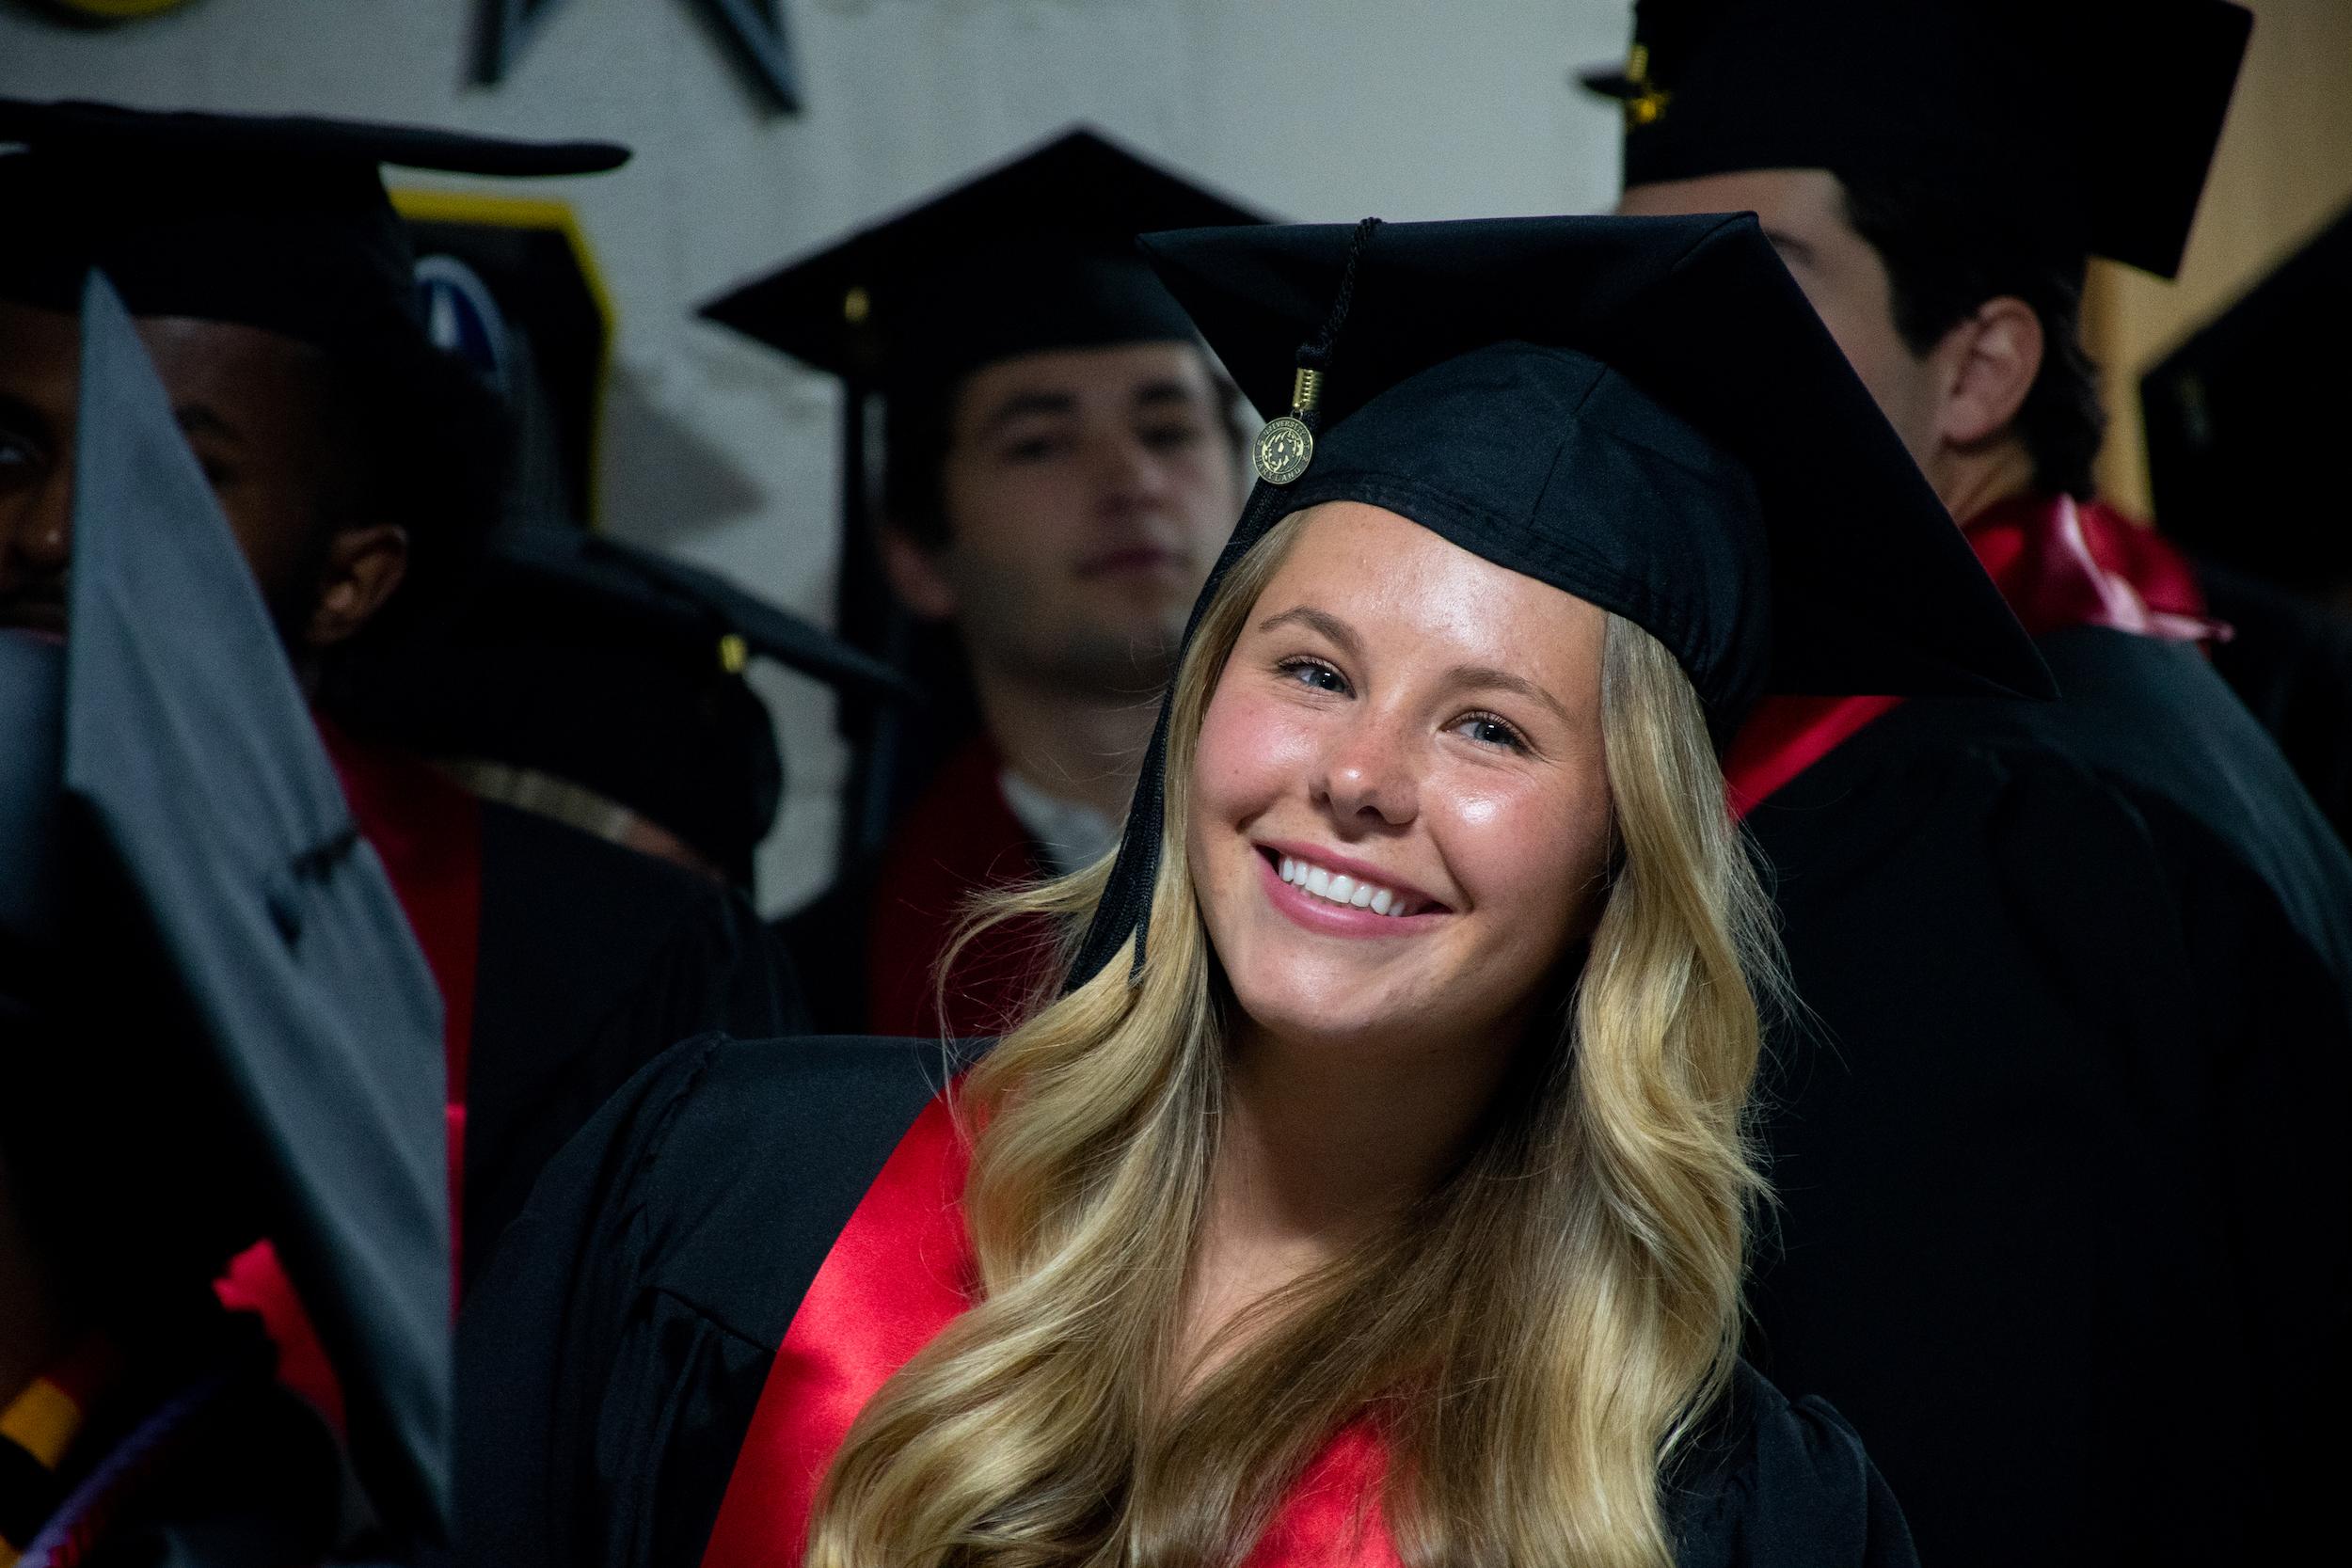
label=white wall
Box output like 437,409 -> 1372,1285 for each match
0,0 -> 1633,914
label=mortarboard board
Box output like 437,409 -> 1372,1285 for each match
699,126 -> 1263,395
2142,200 -> 2352,585
1068,213 -> 2053,988
323,525 -> 914,888
59,272 -> 451,1544
696,126 -> 1266,863
1577,0 -> 2252,279
0,98 -> 628,364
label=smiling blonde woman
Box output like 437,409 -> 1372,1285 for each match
461,213 -> 2051,1568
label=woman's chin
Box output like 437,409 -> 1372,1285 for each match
1225,974 -> 1430,1059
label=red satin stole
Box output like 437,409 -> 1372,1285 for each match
699,1096 -> 1401,1568
214,717 -> 484,1433
1722,494 -> 2221,816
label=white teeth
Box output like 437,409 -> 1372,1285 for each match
1270,852 -> 1414,917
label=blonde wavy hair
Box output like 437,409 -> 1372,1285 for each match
808,511 -> 1780,1568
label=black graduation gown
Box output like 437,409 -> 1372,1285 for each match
457,1033 -> 1918,1568
459,802 -> 807,1289
1740,625 -> 2352,1566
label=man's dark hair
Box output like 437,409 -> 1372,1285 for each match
319,338 -> 513,645
1841,173 -> 2106,499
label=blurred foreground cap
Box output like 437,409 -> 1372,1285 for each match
62,271 -> 450,1544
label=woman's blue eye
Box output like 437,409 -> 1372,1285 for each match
1456,713 -> 1528,752
1279,657 -> 1349,695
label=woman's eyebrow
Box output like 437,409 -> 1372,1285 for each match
1256,605 -> 1362,658
1447,664 -> 1572,724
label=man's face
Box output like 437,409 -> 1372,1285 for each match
0,299 -> 355,641
904,340 -> 1243,700
1619,167 -> 1946,469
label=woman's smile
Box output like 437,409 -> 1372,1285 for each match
1252,842 -> 1453,936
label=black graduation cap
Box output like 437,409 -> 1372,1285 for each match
325,526 -> 914,888
59,272 -> 451,1543
2142,199 -> 2352,584
1577,0 -> 2252,279
700,125 -> 1262,394
696,126 -> 1265,862
1068,213 -> 2053,988
0,97 -> 628,362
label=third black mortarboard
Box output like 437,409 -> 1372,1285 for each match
325,526 -> 911,887
1068,213 -> 2052,987
1579,0 -> 2252,279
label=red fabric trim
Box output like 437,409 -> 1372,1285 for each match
214,1241 -> 342,1435
211,719 -> 484,1435
699,1097 -> 1408,1567
1724,494 -> 2224,815
1722,694 -> 1905,819
865,739 -> 1052,1039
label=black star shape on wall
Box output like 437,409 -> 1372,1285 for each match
478,0 -> 800,114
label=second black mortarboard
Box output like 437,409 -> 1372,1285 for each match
1069,213 -> 2053,987
1579,0 -> 2252,279
699,126 -> 1262,397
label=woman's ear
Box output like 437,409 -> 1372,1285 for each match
1931,294 -> 2044,451
301,522 -> 408,651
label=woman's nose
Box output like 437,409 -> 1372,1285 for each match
1314,720 -> 1419,828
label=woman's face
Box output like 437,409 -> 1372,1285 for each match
1186,502 -> 1615,1058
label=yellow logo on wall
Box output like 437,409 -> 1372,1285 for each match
36,0 -> 198,21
